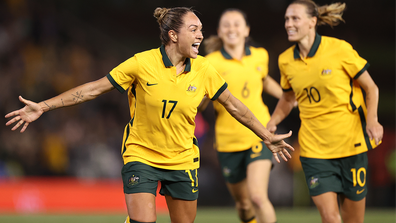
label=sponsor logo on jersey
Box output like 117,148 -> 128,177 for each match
192,189 -> 198,193
128,175 -> 140,187
187,84 -> 197,92
321,69 -> 332,75
309,177 -> 319,189
147,82 -> 158,86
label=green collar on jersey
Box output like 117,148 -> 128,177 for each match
160,45 -> 191,72
220,44 -> 251,60
293,33 -> 322,59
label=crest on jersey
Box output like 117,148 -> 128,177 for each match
187,84 -> 197,92
321,69 -> 332,75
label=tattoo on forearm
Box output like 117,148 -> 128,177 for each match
44,102 -> 57,110
72,91 -> 84,104
223,94 -> 230,104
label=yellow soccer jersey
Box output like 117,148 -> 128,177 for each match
279,34 -> 380,159
206,46 -> 271,152
107,45 -> 227,170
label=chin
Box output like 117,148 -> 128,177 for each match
288,36 -> 299,42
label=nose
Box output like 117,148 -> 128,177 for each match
285,18 -> 292,28
196,30 -> 203,40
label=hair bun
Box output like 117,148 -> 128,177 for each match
154,7 -> 170,24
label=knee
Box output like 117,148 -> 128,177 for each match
235,198 -> 253,213
321,211 -> 341,223
249,193 -> 268,209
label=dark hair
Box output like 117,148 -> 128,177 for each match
204,8 -> 250,54
153,7 -> 195,45
291,0 -> 346,27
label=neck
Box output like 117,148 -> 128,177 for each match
223,43 -> 245,60
165,44 -> 186,68
298,31 -> 316,58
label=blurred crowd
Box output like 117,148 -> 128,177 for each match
0,0 -> 394,207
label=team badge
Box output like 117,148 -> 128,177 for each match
321,69 -> 332,75
309,177 -> 319,189
223,167 -> 231,177
187,84 -> 197,92
128,175 -> 140,187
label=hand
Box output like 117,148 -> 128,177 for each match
5,96 -> 44,133
265,130 -> 294,163
366,120 -> 383,145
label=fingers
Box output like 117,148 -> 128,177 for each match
20,122 -> 29,133
273,153 -> 280,163
5,115 -> 20,126
11,119 -> 24,131
273,148 -> 293,163
5,111 -> 19,119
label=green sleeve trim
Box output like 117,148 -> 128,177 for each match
354,63 -> 370,80
358,106 -> 373,150
282,88 -> 293,92
193,137 -> 199,148
106,73 -> 126,93
211,82 -> 228,101
349,79 -> 357,112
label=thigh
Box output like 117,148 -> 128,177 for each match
166,194 -> 197,223
160,168 -> 199,201
226,179 -> 250,203
311,192 -> 341,221
339,195 -> 366,223
246,159 -> 272,196
125,193 -> 156,222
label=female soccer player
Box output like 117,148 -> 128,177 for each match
5,7 -> 294,223
267,1 -> 383,223
201,9 -> 283,223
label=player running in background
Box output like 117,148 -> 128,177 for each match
267,1 -> 383,223
200,8 -> 285,223
6,7 -> 294,223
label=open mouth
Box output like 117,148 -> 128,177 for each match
192,43 -> 200,53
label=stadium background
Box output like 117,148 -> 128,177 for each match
0,0 -> 394,220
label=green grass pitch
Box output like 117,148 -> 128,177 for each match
0,208 -> 394,223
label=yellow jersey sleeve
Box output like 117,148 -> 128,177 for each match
339,41 -> 369,79
107,56 -> 139,93
204,63 -> 227,101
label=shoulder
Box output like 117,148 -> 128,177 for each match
278,45 -> 295,64
322,36 -> 353,50
205,50 -> 222,61
192,55 -> 211,69
249,46 -> 269,56
135,48 -> 161,60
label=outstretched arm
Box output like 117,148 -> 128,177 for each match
5,76 -> 114,132
216,88 -> 294,163
266,90 -> 296,133
356,71 -> 383,145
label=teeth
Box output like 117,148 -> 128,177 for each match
192,43 -> 200,46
